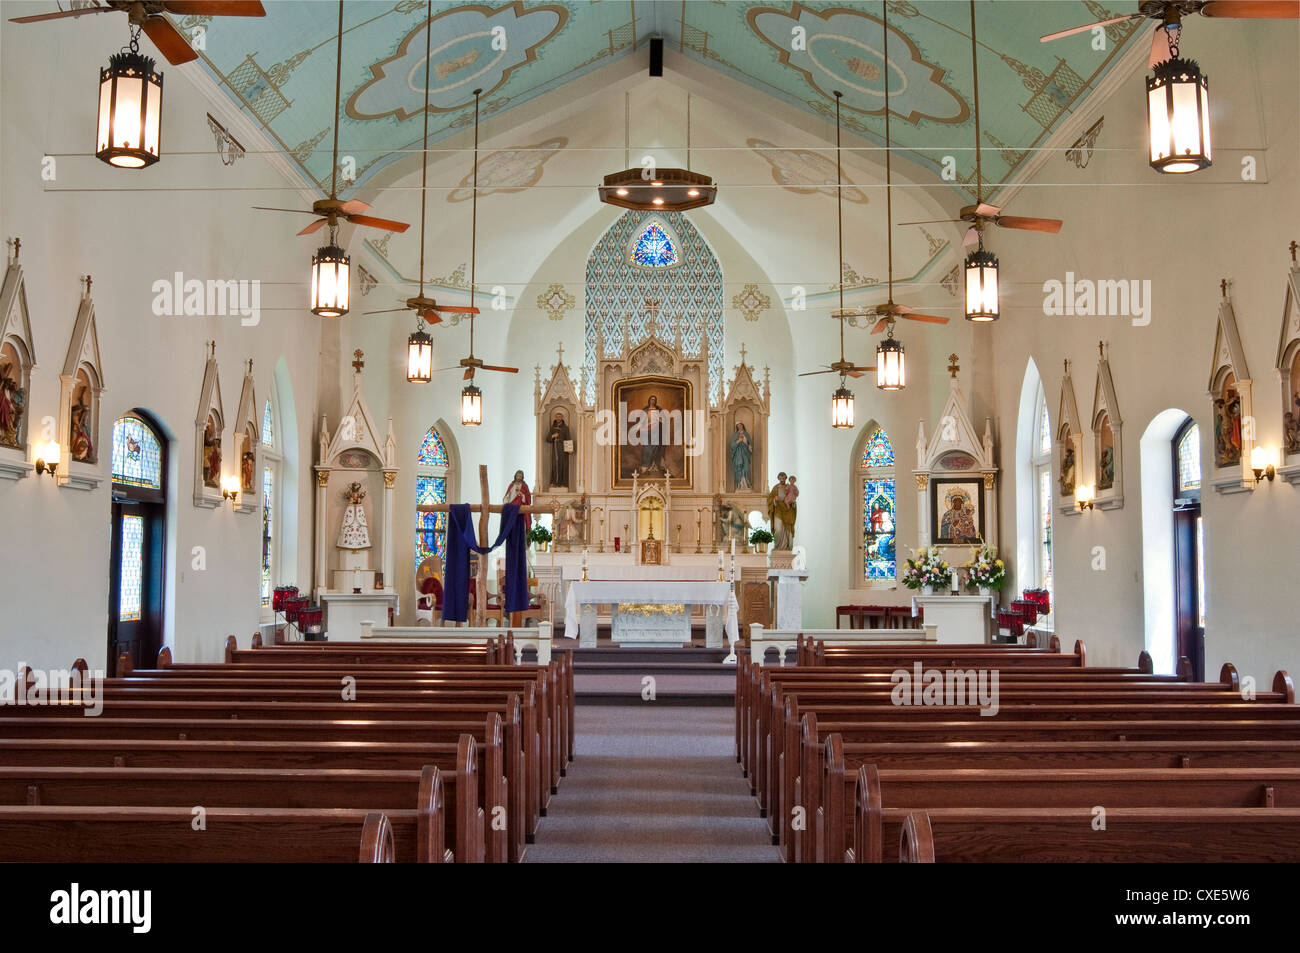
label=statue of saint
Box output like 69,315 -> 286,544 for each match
503,469 -> 532,530
545,412 -> 571,489
718,503 -> 746,547
241,447 -> 256,493
202,418 -> 221,488
767,472 -> 795,550
337,482 -> 372,551
1059,443 -> 1076,497
0,354 -> 26,450
70,399 -> 94,463
728,422 -> 753,491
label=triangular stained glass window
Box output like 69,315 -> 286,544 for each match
629,219 -> 680,268
418,426 -> 448,467
861,428 -> 894,468
261,399 -> 274,447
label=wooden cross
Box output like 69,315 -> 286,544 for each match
6,237 -> 19,262
739,343 -> 748,366
1290,240 -> 1297,263
1063,358 -> 1070,375
352,349 -> 365,372
82,275 -> 93,296
1220,278 -> 1229,298
555,341 -> 564,364
417,464 -> 547,626
947,353 -> 960,379
1098,340 -> 1105,359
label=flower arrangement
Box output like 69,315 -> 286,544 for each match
901,546 -> 951,591
527,525 -> 553,545
964,545 -> 1006,591
748,528 -> 774,546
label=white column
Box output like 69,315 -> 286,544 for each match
382,471 -> 395,590
315,469 -> 329,595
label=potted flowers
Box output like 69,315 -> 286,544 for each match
964,545 -> 1006,597
749,527 -> 774,554
527,525 -> 552,552
902,547 -> 951,596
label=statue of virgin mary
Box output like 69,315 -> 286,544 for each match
337,482 -> 372,550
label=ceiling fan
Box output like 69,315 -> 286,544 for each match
900,0 -> 1063,249
253,0 -> 408,237
9,1 -> 266,66
800,91 -> 875,382
363,2 -> 475,331
439,88 -> 518,385
1042,0 -> 1298,67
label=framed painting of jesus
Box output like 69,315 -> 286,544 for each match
610,376 -> 694,488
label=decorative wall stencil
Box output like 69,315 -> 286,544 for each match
192,341 -> 225,509
1091,341 -> 1124,510
747,138 -> 868,202
537,282 -> 576,322
0,243 -> 34,481
357,265 -> 377,297
732,283 -> 771,322
348,4 -> 567,120
940,264 -> 960,297
1066,116 -> 1104,169
446,137 -> 567,201
585,211 -> 723,405
56,278 -> 106,491
747,5 -> 970,125
1206,282 -> 1255,494
205,113 -> 245,166
1275,245 -> 1300,483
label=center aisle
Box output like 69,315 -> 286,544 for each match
524,705 -> 779,863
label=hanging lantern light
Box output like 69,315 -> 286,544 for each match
831,382 -> 855,429
460,382 -> 482,426
1146,57 -> 1211,174
964,244 -> 1000,322
876,328 -> 905,391
310,231 -> 350,317
406,322 -> 433,383
95,32 -> 163,169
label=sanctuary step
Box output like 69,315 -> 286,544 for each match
567,645 -> 734,707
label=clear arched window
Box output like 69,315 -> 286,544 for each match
415,426 -> 451,572
1032,388 -> 1054,599
259,393 -> 283,609
856,426 -> 896,585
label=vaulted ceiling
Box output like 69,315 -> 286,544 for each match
175,0 -> 1146,197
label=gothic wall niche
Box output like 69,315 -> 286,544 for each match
233,359 -> 258,514
1206,285 -> 1255,494
193,342 -> 225,508
1091,342 -> 1124,510
56,285 -> 105,490
1056,359 -> 1084,516
0,249 -> 34,481
1275,249 -> 1300,484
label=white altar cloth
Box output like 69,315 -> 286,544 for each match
563,580 -> 739,649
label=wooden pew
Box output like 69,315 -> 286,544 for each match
896,806 -> 1300,863
0,762 -> 461,863
0,806 -> 398,862
852,762 -> 1300,863
818,733 -> 1300,863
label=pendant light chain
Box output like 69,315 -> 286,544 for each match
834,90 -> 845,365
884,1 -> 893,301
417,0 -> 432,297
970,0 -> 982,210
469,87 -> 482,359
329,0 -> 343,199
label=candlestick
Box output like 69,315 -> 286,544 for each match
582,547 -> 589,582
598,512 -> 605,553
717,549 -> 724,582
695,512 -> 702,554
676,523 -> 682,554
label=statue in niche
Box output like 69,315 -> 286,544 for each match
718,502 -> 746,547
0,343 -> 26,450
1286,357 -> 1300,454
728,421 -> 754,491
545,410 -> 572,489
767,472 -> 796,550
202,415 -> 221,488
337,482 -> 372,552
69,371 -> 95,463
556,495 -> 587,544
1059,441 -> 1076,497
1213,382 -> 1242,468
504,469 -> 532,531
1097,415 -> 1115,490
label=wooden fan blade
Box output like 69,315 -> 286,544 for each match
901,312 -> 949,325
362,308 -> 408,315
164,1 -> 266,15
797,369 -> 838,377
1041,14 -> 1139,43
142,16 -> 198,65
1200,0 -> 1299,17
340,199 -> 371,214
9,6 -> 110,24
846,367 -> 876,378
252,206 -> 317,215
463,367 -> 475,381
870,317 -> 890,335
347,214 -> 410,233
480,365 -> 519,374
996,215 -> 1063,234
434,305 -> 480,314
973,203 -> 1002,218
897,219 -> 963,226
297,219 -> 327,236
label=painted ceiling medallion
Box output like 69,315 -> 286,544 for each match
747,4 -> 969,125
347,2 -> 567,120
538,283 -> 576,321
447,137 -> 567,201
748,138 -> 867,203
732,284 -> 772,322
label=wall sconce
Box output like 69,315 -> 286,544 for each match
220,473 -> 241,506
1074,484 -> 1095,511
34,439 -> 61,478
1251,446 -> 1278,484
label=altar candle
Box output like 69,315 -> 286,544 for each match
730,539 -> 736,556
951,569 -> 959,594
582,548 -> 588,569
717,550 -> 724,571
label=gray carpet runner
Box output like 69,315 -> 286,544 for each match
525,705 -> 779,863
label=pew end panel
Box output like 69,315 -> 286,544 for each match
360,812 -> 395,863
899,812 -> 934,863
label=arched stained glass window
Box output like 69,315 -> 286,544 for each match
112,415 -> 163,489
862,428 -> 894,468
1039,400 -> 1052,456
629,219 -> 679,268
261,398 -> 274,448
1177,423 -> 1201,492
856,426 -> 896,583
418,427 -> 449,467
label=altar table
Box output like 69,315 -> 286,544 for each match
563,580 -> 740,650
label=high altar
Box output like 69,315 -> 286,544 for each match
530,316 -> 779,642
